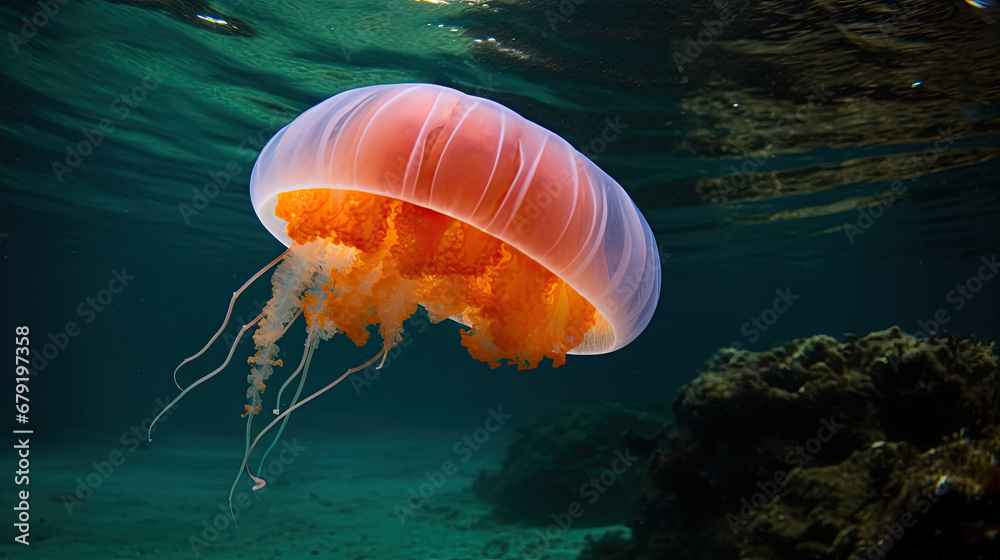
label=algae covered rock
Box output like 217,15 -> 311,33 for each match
474,402 -> 670,527
583,327 -> 1000,560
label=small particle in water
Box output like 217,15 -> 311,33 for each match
196,14 -> 229,25
732,102 -> 739,107
870,441 -> 885,449
911,81 -> 923,88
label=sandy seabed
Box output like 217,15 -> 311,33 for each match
7,429 -> 626,560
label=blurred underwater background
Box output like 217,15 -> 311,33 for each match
1,0 -> 999,558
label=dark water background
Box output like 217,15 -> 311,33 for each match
0,0 -> 998,555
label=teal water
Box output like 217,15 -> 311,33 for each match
1,0 -> 999,558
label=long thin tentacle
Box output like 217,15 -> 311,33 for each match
243,344 -> 390,490
254,307 -> 304,416
256,330 -> 317,480
147,312 -> 264,443
230,325 -> 315,521
273,324 -> 312,415
228,406 -> 256,527
173,249 -> 290,389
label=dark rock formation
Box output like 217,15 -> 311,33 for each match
582,327 -> 1000,560
474,402 -> 670,528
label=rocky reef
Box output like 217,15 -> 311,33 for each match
581,326 -> 1000,560
473,402 -> 670,528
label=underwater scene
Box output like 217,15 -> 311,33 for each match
2,0 -> 999,558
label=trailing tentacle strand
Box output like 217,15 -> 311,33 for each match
244,241 -> 327,417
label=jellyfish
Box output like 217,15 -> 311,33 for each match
148,83 -> 660,519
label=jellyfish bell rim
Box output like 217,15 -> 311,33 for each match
249,83 -> 661,357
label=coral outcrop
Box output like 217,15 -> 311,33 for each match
582,327 -> 1000,560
